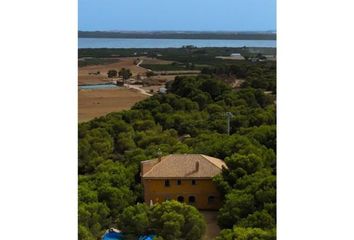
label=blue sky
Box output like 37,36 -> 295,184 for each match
79,0 -> 276,32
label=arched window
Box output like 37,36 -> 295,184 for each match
177,196 -> 184,203
208,196 -> 216,204
188,196 -> 196,204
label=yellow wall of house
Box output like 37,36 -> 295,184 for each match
142,178 -> 222,210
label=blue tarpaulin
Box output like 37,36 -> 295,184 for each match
138,235 -> 155,240
102,231 -> 123,240
102,230 -> 155,240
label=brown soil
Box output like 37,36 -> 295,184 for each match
78,88 -> 148,122
78,57 -> 199,123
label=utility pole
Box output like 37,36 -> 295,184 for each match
226,112 -> 234,135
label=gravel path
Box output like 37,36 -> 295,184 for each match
124,84 -> 153,96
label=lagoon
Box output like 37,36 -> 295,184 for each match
79,38 -> 276,49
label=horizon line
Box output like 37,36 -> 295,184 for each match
78,30 -> 277,33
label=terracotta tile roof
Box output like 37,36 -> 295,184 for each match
141,154 -> 227,179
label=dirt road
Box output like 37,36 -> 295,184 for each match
124,84 -> 153,96
201,211 -> 220,240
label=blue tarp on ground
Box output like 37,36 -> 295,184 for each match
102,231 -> 123,240
102,231 -> 155,240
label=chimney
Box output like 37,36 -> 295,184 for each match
195,161 -> 199,172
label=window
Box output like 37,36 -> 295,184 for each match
177,180 -> 181,185
164,180 -> 170,187
177,196 -> 184,202
208,196 -> 216,204
192,180 -> 196,185
188,196 -> 196,204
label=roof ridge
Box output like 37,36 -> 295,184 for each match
141,158 -> 158,163
142,154 -> 170,177
200,154 -> 224,170
142,154 -> 226,178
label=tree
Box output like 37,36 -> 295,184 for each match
78,128 -> 114,174
150,201 -> 206,240
200,78 -> 230,100
119,68 -> 132,83
97,185 -> 136,218
107,69 -> 118,78
217,192 -> 255,228
146,71 -> 155,77
118,203 -> 151,236
238,210 -> 275,229
191,92 -> 211,109
78,202 -> 110,238
118,201 -> 206,240
245,125 -> 276,151
78,225 -> 96,240
224,154 -> 263,176
216,227 -> 275,240
254,89 -> 274,107
213,174 -> 232,196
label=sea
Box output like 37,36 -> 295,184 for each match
78,38 -> 276,49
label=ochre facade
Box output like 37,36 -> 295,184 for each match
142,178 -> 222,210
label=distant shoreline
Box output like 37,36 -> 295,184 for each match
78,31 -> 276,40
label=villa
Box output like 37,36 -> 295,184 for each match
141,154 -> 227,210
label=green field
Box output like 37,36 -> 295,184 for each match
78,58 -> 120,67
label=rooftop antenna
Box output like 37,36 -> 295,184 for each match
226,112 -> 234,135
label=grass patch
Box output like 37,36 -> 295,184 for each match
78,58 -> 119,67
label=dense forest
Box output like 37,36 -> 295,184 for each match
201,61 -> 276,93
79,47 -> 276,62
79,62 -> 276,239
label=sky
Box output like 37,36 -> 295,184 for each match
79,0 -> 276,32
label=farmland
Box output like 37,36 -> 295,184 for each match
78,47 -> 276,122
78,57 -> 147,85
78,88 -> 148,123
78,55 -> 186,122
